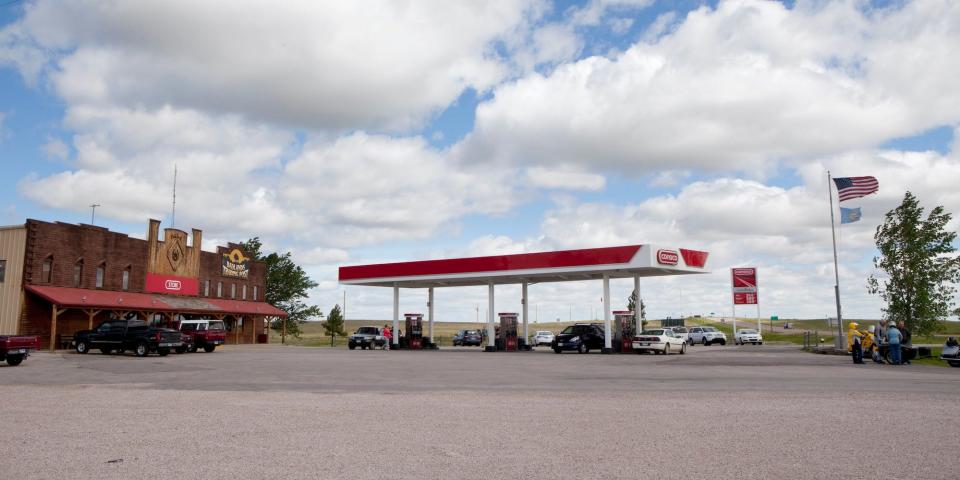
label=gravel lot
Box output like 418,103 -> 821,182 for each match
2,344 -> 957,479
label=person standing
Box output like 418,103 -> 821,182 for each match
897,321 -> 912,365
382,324 -> 392,350
847,322 -> 863,364
886,321 -> 902,365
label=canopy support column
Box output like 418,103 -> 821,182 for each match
485,282 -> 496,352
634,275 -> 642,333
393,284 -> 399,346
521,282 -> 529,349
427,287 -> 434,344
602,274 -> 612,354
50,304 -> 59,351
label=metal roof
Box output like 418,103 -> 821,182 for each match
339,244 -> 709,288
25,285 -> 287,317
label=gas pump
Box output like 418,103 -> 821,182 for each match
404,313 -> 423,350
613,310 -> 635,353
497,313 -> 518,351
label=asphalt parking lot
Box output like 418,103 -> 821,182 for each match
2,344 -> 958,479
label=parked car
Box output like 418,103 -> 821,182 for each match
178,319 -> 227,353
939,337 -> 959,367
632,328 -> 687,355
668,326 -> 689,344
74,319 -> 183,357
349,326 -> 386,350
0,335 -> 41,366
457,329 -> 482,347
532,330 -> 555,346
688,326 -> 727,346
735,328 -> 763,345
551,323 -> 605,354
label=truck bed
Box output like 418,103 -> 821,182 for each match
0,335 -> 42,351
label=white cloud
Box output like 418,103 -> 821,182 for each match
5,0 -> 547,131
462,0 -> 960,175
526,165 -> 606,190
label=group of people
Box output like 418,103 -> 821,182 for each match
847,320 -> 912,365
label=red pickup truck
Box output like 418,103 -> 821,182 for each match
0,335 -> 42,366
177,319 -> 227,353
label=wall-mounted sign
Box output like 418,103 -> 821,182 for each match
221,248 -> 250,279
657,249 -> 679,265
731,267 -> 758,305
146,273 -> 199,296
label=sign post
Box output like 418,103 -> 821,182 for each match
731,268 -> 758,339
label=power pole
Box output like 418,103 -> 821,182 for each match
89,203 -> 100,225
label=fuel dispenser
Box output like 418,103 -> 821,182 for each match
497,312 -> 518,351
613,310 -> 635,353
404,313 -> 423,350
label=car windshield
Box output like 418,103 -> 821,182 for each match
464,330 -> 478,335
536,331 -> 551,336
357,327 -> 378,334
740,329 -> 757,334
673,327 -> 687,333
561,326 -> 577,334
642,329 -> 665,335
703,327 -> 718,332
208,321 -> 225,331
180,323 -> 198,332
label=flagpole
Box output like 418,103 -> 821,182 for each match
827,171 -> 844,350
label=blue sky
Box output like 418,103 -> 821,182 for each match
1,0 -> 959,322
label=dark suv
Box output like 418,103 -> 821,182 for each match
457,329 -> 482,346
551,323 -> 605,354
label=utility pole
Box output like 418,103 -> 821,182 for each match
89,203 -> 100,225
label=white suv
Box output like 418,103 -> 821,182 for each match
688,326 -> 727,346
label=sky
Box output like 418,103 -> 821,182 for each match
1,0 -> 959,324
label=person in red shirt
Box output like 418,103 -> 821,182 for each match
382,324 -> 392,350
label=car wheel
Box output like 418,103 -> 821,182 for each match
680,343 -> 686,355
175,345 -> 187,354
203,345 -> 216,353
134,342 -> 149,357
948,361 -> 960,368
702,338 -> 708,346
758,342 -> 763,345
349,344 -> 356,350
664,344 -> 670,355
99,348 -> 112,355
75,340 -> 89,354
577,342 -> 586,354
553,348 -> 562,354
157,348 -> 170,357
719,340 -> 726,346
6,355 -> 24,366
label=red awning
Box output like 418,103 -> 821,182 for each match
25,285 -> 287,317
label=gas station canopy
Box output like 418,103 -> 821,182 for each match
338,244 -> 709,288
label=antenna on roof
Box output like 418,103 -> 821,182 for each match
171,163 -> 177,228
89,203 -> 100,225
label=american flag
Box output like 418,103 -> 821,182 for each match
833,176 -> 879,202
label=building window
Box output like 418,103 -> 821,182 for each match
217,281 -> 222,298
253,285 -> 258,301
95,263 -> 105,288
230,283 -> 236,299
73,260 -> 83,287
0,259 -> 6,283
203,280 -> 210,297
41,257 -> 52,283
241,285 -> 247,300
122,267 -> 130,291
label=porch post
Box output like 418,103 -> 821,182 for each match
49,304 -> 59,351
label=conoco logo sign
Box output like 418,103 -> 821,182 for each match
164,279 -> 182,290
657,249 -> 679,265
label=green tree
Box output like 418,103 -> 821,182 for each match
626,291 -> 649,329
867,192 -> 960,336
239,237 -> 322,337
322,304 -> 346,343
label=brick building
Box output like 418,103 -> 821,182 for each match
0,219 -> 286,350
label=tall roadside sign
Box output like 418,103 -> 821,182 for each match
731,268 -> 760,335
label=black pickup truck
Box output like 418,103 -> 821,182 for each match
73,320 -> 183,357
